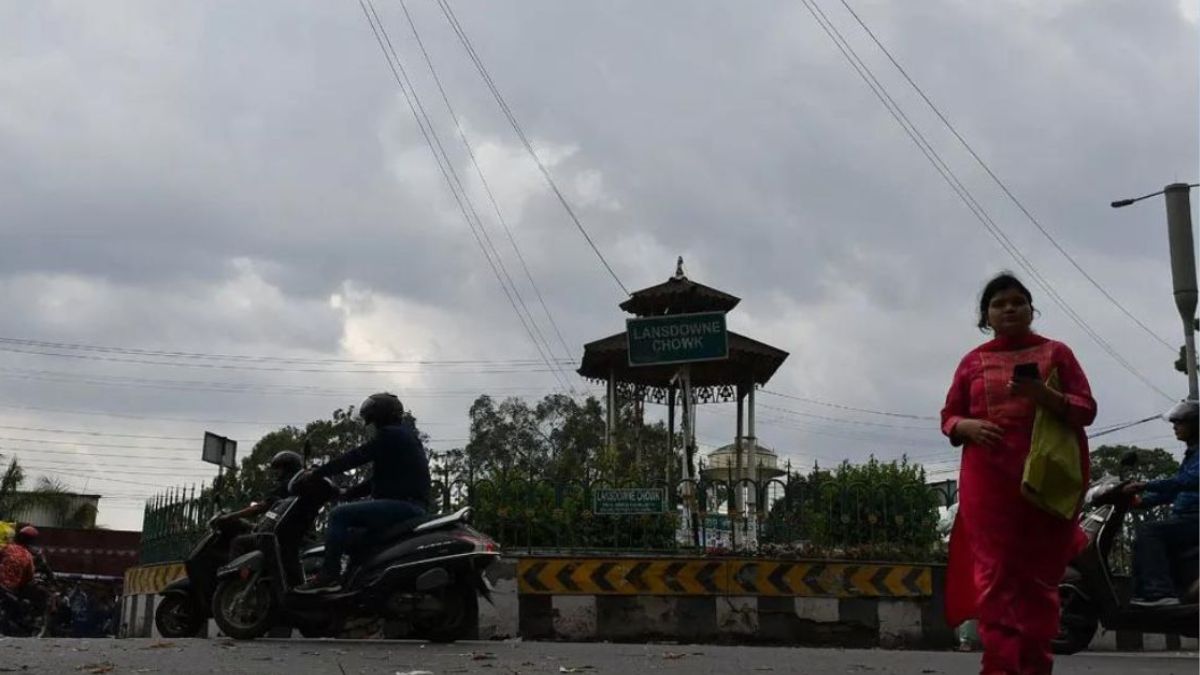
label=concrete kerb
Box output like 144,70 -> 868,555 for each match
513,554 -> 1195,651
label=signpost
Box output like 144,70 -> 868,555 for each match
626,311 -> 729,367
593,488 -> 666,515
202,432 -> 237,470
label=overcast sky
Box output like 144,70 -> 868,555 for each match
0,1 -> 1196,530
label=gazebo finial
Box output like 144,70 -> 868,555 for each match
674,256 -> 686,280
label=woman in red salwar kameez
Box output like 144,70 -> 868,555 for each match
941,273 -> 1095,675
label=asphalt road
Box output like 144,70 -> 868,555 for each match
1,639 -> 1195,674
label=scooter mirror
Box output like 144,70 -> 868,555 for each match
1119,451 -> 1139,467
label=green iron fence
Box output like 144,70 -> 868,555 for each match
139,477 -> 958,565
139,485 -> 223,565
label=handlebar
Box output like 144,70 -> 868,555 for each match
1087,480 -> 1135,507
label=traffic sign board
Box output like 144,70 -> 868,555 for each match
202,432 -> 237,469
626,311 -> 728,367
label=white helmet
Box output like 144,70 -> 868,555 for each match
1164,399 -> 1199,424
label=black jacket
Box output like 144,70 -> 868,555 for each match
313,423 -> 431,505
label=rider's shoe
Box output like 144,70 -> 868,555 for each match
1130,596 -> 1181,608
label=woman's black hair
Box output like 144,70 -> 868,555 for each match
978,272 -> 1034,331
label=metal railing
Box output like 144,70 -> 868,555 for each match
139,477 -> 956,565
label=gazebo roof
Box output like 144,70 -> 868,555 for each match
578,330 -> 788,389
618,257 -> 741,317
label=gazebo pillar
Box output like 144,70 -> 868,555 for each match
667,385 -> 676,485
746,381 -> 758,548
734,383 -> 745,551
605,368 -> 617,462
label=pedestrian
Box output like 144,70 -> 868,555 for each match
940,272 -> 1096,674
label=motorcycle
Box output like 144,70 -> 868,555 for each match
156,513 -> 323,638
1053,452 -> 1199,654
0,552 -> 57,637
211,475 -> 499,642
0,579 -> 50,637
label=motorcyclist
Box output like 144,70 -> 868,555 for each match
214,450 -> 305,525
1122,399 -> 1199,607
0,526 -> 40,625
0,526 -> 38,595
294,392 -> 431,593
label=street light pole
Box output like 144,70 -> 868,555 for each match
1112,182 -> 1199,401
1164,183 -> 1198,400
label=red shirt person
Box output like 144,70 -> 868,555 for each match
0,526 -> 38,592
940,274 -> 1095,675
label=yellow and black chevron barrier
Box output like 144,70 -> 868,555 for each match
123,562 -> 187,595
517,558 -> 932,598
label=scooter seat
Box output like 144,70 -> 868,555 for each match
376,514 -> 439,541
345,514 -> 439,553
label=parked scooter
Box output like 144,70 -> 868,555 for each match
155,514 -> 322,637
1053,453 -> 1199,654
211,475 -> 499,642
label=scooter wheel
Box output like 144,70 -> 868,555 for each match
212,577 -> 275,640
154,594 -> 205,638
420,583 -> 479,643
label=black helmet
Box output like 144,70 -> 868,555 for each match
360,392 -> 404,426
1165,400 -> 1199,424
268,450 -> 304,481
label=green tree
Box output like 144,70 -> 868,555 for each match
460,394 -> 677,486
763,457 -> 940,561
1090,444 -> 1179,483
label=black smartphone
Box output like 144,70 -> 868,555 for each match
1013,362 -> 1040,381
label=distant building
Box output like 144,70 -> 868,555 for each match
8,492 -> 101,529
36,527 -> 141,580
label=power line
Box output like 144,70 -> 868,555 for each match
13,457 -> 213,478
0,336 -> 571,366
0,402 -> 453,428
748,413 -> 937,450
434,0 -> 629,296
15,465 -> 187,491
0,343 -> 571,375
0,403 -> 297,427
0,365 -> 578,398
759,389 -> 939,421
837,0 -> 1176,353
757,402 -> 936,431
799,0 -> 1171,401
397,0 -> 578,366
0,436 -> 197,451
359,0 -> 577,396
0,425 -> 201,442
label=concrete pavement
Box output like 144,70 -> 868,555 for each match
1,638 -> 1196,674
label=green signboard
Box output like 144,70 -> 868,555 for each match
626,311 -> 729,367
593,488 -> 667,515
700,513 -> 732,531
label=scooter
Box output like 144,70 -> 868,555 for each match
155,513 -> 323,637
211,475 -> 499,642
1053,453 -> 1199,654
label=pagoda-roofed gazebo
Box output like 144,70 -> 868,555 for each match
578,259 -> 788,548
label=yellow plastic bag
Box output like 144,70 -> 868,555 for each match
1022,369 -> 1084,519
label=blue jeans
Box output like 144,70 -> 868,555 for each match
1133,515 -> 1199,600
322,499 -> 425,578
